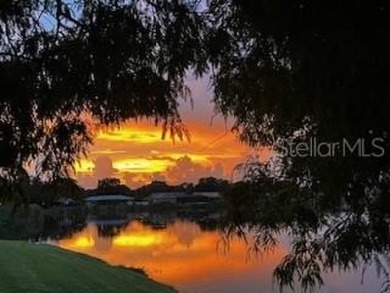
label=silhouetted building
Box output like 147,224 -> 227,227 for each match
84,194 -> 134,207
192,191 -> 222,198
147,192 -> 186,204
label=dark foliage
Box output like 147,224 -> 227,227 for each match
0,0 -> 208,182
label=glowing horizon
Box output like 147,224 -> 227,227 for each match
74,78 -> 271,189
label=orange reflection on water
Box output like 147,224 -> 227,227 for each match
57,220 -> 286,291
72,236 -> 95,248
113,234 -> 164,247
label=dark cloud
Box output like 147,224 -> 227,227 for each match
165,155 -> 224,184
77,156 -> 119,188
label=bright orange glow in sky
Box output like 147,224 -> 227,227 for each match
75,77 -> 271,188
96,127 -> 163,144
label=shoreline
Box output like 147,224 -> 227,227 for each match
0,240 -> 176,293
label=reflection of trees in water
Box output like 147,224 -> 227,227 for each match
96,223 -> 128,238
127,208 -> 222,232
167,220 -> 201,247
223,171 -> 390,292
31,208 -> 222,243
0,204 -> 45,240
0,205 -> 87,241
38,208 -> 88,241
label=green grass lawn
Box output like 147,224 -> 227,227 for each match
0,240 -> 176,293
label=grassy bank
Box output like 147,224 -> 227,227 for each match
0,240 -> 175,293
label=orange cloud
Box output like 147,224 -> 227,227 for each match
74,77 -> 272,188
75,119 -> 254,188
74,119 -> 274,188
96,126 -> 164,144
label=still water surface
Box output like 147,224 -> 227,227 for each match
47,213 -> 383,293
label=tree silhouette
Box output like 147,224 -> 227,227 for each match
209,7 -> 390,289
94,177 -> 131,195
194,177 -> 229,192
208,0 -> 390,143
0,0 -> 208,182
3,1 -> 389,186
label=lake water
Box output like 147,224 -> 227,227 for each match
46,211 -> 384,293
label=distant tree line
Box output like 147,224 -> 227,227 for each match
0,175 -> 230,206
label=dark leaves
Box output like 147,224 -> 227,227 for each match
0,0 -> 208,181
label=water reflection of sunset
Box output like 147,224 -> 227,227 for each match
113,233 -> 164,247
56,220 -> 286,292
72,236 -> 95,248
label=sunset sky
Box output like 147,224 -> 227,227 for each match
75,76 -> 269,189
